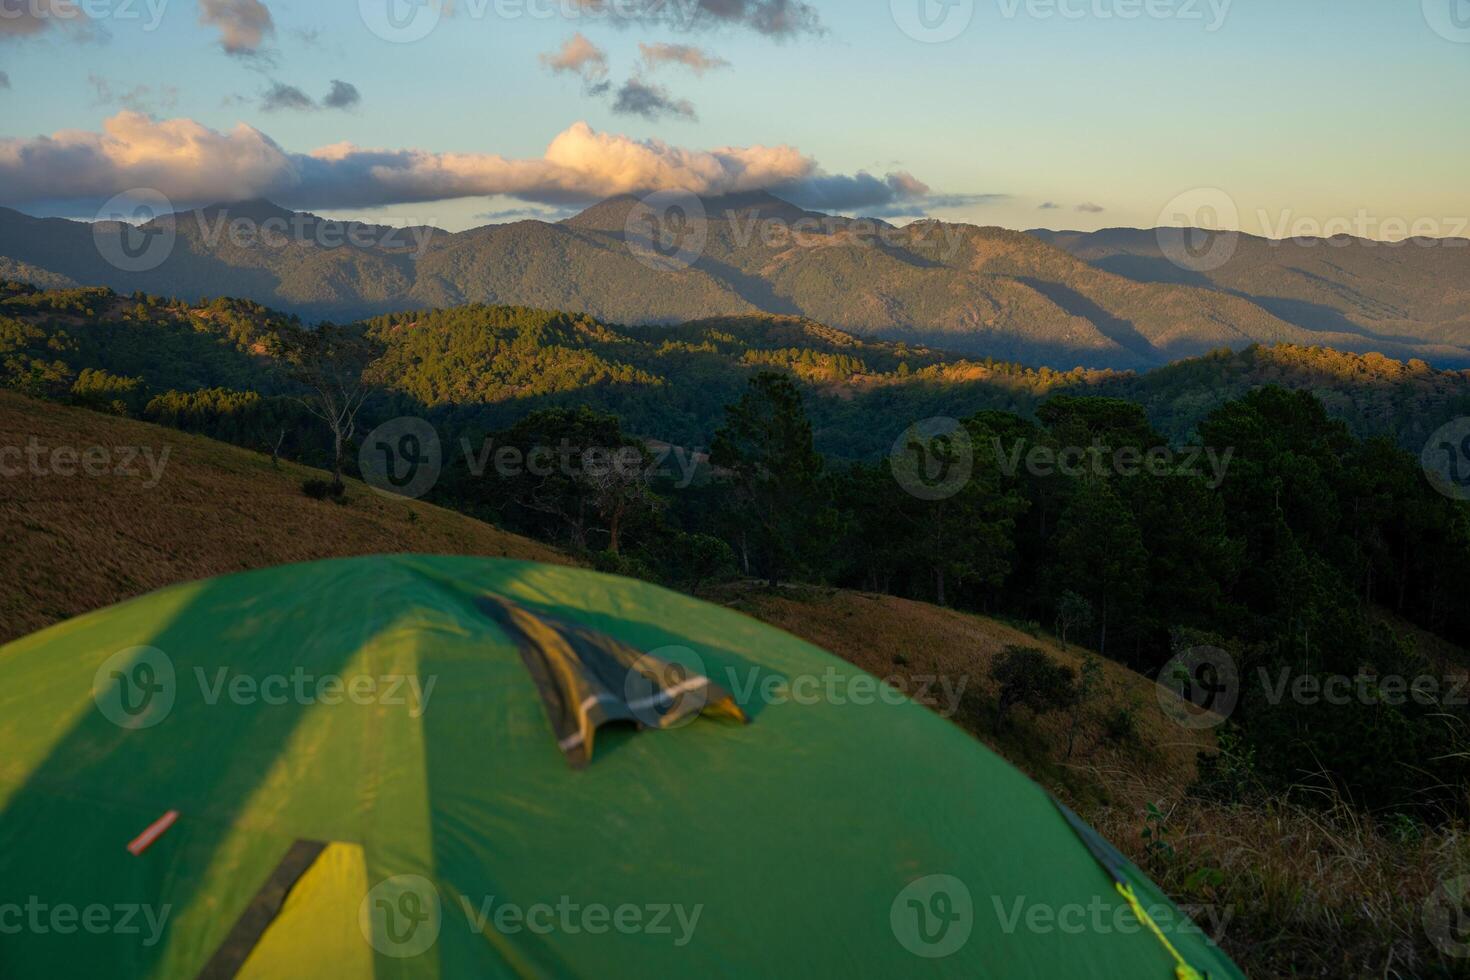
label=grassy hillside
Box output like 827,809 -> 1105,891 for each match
0,390 -> 569,644
717,584 -> 1470,979
716,584 -> 1222,828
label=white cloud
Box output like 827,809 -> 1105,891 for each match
0,112 -> 942,215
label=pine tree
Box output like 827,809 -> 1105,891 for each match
711,372 -> 830,587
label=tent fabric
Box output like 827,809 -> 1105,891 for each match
236,842 -> 372,980
197,838 -> 327,978
0,555 -> 1246,979
474,594 -> 748,767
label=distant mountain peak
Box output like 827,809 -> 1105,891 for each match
561,190 -> 819,232
195,199 -> 302,223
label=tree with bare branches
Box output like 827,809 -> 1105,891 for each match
281,325 -> 375,493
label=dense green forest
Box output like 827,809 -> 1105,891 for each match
6,280 -> 1470,824
6,281 -> 1469,460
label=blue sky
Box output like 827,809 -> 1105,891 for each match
2,0 -> 1468,236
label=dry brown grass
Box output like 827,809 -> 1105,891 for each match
0,390 -> 571,645
717,583 -> 1470,979
1088,794 -> 1470,978
714,583 -> 1212,797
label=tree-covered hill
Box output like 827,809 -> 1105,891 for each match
6,196 -> 1470,369
4,281 -> 1468,461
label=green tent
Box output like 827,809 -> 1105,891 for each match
0,555 -> 1243,978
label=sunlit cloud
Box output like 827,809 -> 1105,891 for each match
0,112 -> 966,217
638,42 -> 731,75
540,32 -> 609,88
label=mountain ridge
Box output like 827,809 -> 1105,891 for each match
2,198 -> 1468,370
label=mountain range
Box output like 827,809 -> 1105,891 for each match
2,194 -> 1468,370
